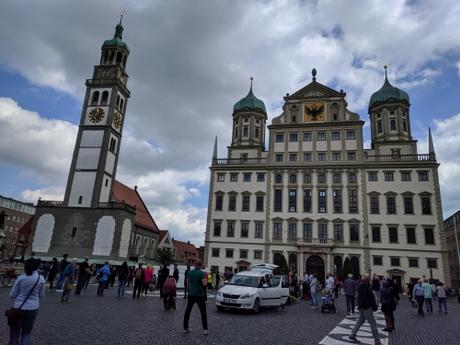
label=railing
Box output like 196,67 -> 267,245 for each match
296,238 -> 334,246
37,200 -> 63,207
213,158 -> 268,165
37,200 -> 135,213
364,153 -> 436,162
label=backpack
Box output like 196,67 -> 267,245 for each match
135,268 -> 144,280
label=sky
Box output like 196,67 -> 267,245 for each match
1,0 -> 460,245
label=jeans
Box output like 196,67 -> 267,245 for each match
425,298 -> 433,313
183,296 -> 207,330
118,280 -> 126,297
9,309 -> 38,345
142,282 -> 149,295
75,276 -> 86,295
133,280 -> 142,299
346,295 -> 355,313
55,273 -> 65,290
415,295 -> 425,315
97,281 -> 107,296
351,308 -> 380,342
438,297 -> 447,313
311,289 -> 317,306
373,290 -> 380,305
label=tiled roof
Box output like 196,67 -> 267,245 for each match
112,181 -> 159,233
173,239 -> 198,254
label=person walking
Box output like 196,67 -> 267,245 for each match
55,254 -> 69,292
47,257 -> 59,290
118,261 -> 129,297
173,263 -> 179,283
96,262 -> 111,297
215,270 -> 221,290
183,265 -> 190,299
310,273 -> 319,308
343,274 -> 357,315
75,257 -> 89,296
436,282 -> 448,314
371,274 -> 381,307
143,264 -> 154,295
132,264 -> 144,300
348,274 -> 382,345
126,266 -> 134,287
325,273 -> 334,290
223,267 -> 233,282
158,264 -> 169,298
183,261 -> 208,335
7,258 -> 45,345
380,280 -> 397,332
422,279 -> 434,313
413,280 -> 425,316
60,258 -> 78,303
163,275 -> 177,310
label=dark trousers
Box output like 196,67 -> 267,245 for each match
163,293 -> 176,310
133,280 -> 142,299
346,295 -> 355,313
415,295 -> 425,315
75,276 -> 86,295
202,286 -> 207,301
97,281 -> 106,296
9,309 -> 38,345
184,284 -> 188,298
183,296 -> 207,330
47,274 -> 56,290
425,298 -> 433,313
61,285 -> 72,302
142,282 -> 149,295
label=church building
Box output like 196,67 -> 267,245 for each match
27,19 -> 160,264
204,68 -> 450,286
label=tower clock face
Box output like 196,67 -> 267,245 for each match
112,112 -> 123,130
304,102 -> 325,122
88,107 -> 105,123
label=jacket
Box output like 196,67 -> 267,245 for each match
98,265 -> 111,282
343,278 -> 357,296
357,281 -> 375,310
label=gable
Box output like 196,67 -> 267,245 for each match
287,81 -> 345,101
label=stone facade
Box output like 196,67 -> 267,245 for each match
444,210 -> 460,288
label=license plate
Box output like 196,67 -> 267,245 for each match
223,298 -> 237,304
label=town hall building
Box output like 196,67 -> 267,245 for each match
204,68 -> 450,286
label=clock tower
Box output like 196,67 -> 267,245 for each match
63,17 -> 130,207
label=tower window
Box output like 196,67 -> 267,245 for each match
390,119 -> 397,131
123,55 -> 127,67
120,98 -> 124,111
101,91 -> 109,105
91,91 -> 100,105
243,126 -> 249,137
377,120 -> 383,133
403,120 -> 407,132
116,52 -> 123,64
71,227 -> 77,238
333,113 -> 338,120
78,196 -> 83,204
109,138 -> 117,153
116,95 -> 120,108
105,179 -> 109,187
255,127 -> 259,139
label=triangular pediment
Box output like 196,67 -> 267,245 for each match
287,81 -> 345,100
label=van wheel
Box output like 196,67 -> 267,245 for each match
253,298 -> 260,314
216,306 -> 225,312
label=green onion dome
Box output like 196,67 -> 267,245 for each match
233,80 -> 266,113
369,67 -> 409,108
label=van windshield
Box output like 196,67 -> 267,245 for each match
228,275 -> 260,287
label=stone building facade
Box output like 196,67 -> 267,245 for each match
204,68 -> 450,286
27,19 -> 159,264
444,210 -> 460,288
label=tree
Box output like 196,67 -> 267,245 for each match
157,248 -> 174,266
273,253 -> 289,274
342,257 -> 352,280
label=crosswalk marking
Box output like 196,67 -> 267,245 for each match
124,290 -> 215,298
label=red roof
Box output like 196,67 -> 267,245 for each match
173,239 -> 199,254
112,181 -> 159,233
159,230 -> 168,241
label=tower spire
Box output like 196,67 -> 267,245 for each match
212,136 -> 218,162
250,76 -> 253,92
114,15 -> 124,39
428,126 -> 435,155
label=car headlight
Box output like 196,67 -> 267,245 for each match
217,291 -> 223,297
240,293 -> 254,299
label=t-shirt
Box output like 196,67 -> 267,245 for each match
188,268 -> 205,297
436,286 -> 446,298
326,276 -> 334,289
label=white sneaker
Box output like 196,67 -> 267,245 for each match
203,330 -> 208,335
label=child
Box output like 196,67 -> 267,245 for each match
162,275 -> 177,310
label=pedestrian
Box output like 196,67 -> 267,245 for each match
163,275 -> 177,310
371,274 -> 381,307
215,270 -> 221,290
325,272 -> 334,290
207,270 -> 214,292
436,282 -> 448,314
55,254 -> 69,292
96,262 -> 111,297
223,267 -> 233,282
143,264 -> 154,295
413,280 -> 425,316
126,266 -> 134,287
343,274 -> 357,315
85,263 -> 94,289
47,257 -> 59,290
132,263 -> 144,300
302,272 -> 310,300
41,261 -> 50,280
348,274 -> 382,345
173,263 -> 179,282
7,258 -> 45,345
75,257 -> 89,296
118,261 -> 129,297
380,280 -> 398,332
109,266 -> 117,288
203,268 -> 209,303
184,265 -> 190,299
183,260 -> 208,335
422,279 -> 434,313
60,258 -> 78,303
158,264 -> 169,298
310,273 -> 319,308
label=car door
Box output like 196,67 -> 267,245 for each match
259,276 -> 281,306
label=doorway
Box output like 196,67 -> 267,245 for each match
306,255 -> 325,284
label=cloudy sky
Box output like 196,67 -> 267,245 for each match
1,0 -> 460,245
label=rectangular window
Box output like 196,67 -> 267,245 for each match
377,120 -> 383,133
332,131 -> 341,140
241,222 -> 249,238
255,222 -> 263,239
384,172 -> 394,181
401,171 -> 411,181
227,221 -> 235,237
317,132 -> 326,141
289,132 -> 298,142
215,195 -> 223,211
303,189 -> 312,212
406,227 -> 416,244
373,256 -> 383,266
256,195 -> 264,212
304,173 -> 312,184
243,126 -> 249,137
368,171 -> 378,181
317,152 -> 327,161
387,196 -> 396,214
421,197 -> 431,214
424,228 -> 435,245
288,189 -> 297,212
347,151 -> 356,160
408,258 -> 419,268
348,189 -> 358,213
228,195 -> 236,211
213,221 -> 222,236
289,174 -> 297,184
303,223 -> 312,240
243,173 -> 251,182
109,138 -> 117,153
389,227 -> 398,243
256,173 -> 265,182
289,153 -> 298,162
333,189 -> 342,213
332,151 -> 341,161
211,248 -> 220,257
288,223 -> 297,240
346,130 -> 356,140
372,226 -> 381,242
303,132 -> 312,141
303,152 -> 312,161
418,171 -> 429,181
370,196 -> 379,214
427,258 -> 437,269
217,173 -> 225,182
391,257 -> 400,266
318,189 -> 327,213
350,223 -> 359,242
240,250 -> 248,259
275,133 -> 284,142
254,250 -> 263,260
404,197 -> 414,214
333,223 -> 343,241
225,249 -> 234,258
230,173 -> 238,182
274,189 -> 282,212
273,222 -> 282,240
242,195 -> 250,211
319,223 -> 328,241
275,154 -> 284,162
275,174 -> 283,184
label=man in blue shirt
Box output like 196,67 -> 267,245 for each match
97,262 -> 111,297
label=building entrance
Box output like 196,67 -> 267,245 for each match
306,255 -> 325,284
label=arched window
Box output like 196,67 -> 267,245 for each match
333,173 -> 341,184
101,91 -> 109,105
255,127 -> 259,139
351,256 -> 360,279
120,98 -> 124,111
348,174 -> 357,183
318,174 -> 326,184
333,113 -> 338,120
108,51 -> 114,64
390,119 -> 397,131
334,256 -> 343,278
116,95 -> 120,109
403,120 -> 407,132
123,55 -> 127,67
289,253 -> 297,272
116,52 -> 123,64
91,91 -> 100,105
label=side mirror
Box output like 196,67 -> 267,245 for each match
262,283 -> 268,288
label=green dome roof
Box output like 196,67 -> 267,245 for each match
369,71 -> 409,108
233,84 -> 266,114
102,19 -> 130,52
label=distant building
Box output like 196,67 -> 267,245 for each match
173,239 -> 199,265
14,217 -> 34,258
198,245 -> 205,263
0,195 -> 35,260
158,230 -> 176,257
444,210 -> 460,288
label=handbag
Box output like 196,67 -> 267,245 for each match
5,275 -> 40,326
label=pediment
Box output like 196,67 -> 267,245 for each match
286,81 -> 345,101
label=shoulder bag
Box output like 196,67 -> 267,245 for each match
5,275 -> 40,326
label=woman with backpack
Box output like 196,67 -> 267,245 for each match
380,279 -> 398,332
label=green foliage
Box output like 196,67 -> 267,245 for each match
157,248 -> 174,266
273,253 -> 289,274
342,257 -> 352,280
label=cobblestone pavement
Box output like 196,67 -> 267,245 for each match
1,285 -> 459,345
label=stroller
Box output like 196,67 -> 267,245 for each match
320,288 -> 337,313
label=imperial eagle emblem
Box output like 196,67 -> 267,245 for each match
305,103 -> 324,121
